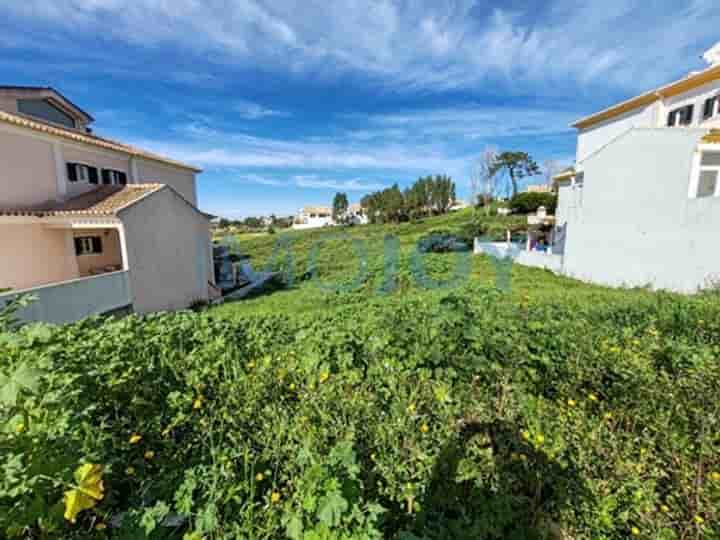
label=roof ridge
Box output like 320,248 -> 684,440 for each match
0,110 -> 202,173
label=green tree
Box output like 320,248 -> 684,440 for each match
489,152 -> 541,198
332,192 -> 349,223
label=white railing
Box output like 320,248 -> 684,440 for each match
0,270 -> 132,324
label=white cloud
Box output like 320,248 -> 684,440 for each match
229,173 -> 388,192
4,1 -> 720,93
234,99 -> 290,120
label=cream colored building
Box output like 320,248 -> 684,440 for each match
0,86 -> 216,323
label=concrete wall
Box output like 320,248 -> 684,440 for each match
119,187 -> 211,313
0,129 -> 58,207
474,241 -> 563,273
0,121 -> 199,207
135,158 -> 198,206
563,128 -> 718,292
577,103 -> 658,164
73,228 -> 123,276
62,144 -> 132,199
0,224 -> 79,290
0,270 -> 132,325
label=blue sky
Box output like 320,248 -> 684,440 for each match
1,1 -> 719,218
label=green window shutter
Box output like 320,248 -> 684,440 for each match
92,237 -> 103,253
88,167 -> 99,184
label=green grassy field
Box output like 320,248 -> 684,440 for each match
2,209 -> 719,539
212,209 -> 639,318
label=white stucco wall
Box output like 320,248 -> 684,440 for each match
562,128 -> 718,292
661,79 -> 720,129
0,224 -> 79,290
576,103 -> 658,165
119,187 -> 211,313
61,143 -> 132,199
135,159 -> 198,206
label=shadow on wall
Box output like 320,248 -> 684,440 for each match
398,419 -> 591,540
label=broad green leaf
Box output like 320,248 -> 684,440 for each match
316,491 -> 348,528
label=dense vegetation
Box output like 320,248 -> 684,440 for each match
2,210 -> 719,539
360,175 -> 456,224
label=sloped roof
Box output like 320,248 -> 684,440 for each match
572,63 -> 720,129
0,85 -> 94,122
0,109 -> 202,173
0,184 -> 164,217
701,129 -> 720,144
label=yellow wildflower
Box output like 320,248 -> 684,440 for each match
271,492 -> 281,504
15,422 -> 25,434
631,526 -> 640,536
521,430 -> 531,441
567,399 -> 577,407
420,423 -> 430,434
660,505 -> 670,513
256,473 -> 264,482
588,393 -> 598,402
535,434 -> 545,445
144,450 -> 155,460
710,471 -> 720,482
319,371 -> 330,383
129,434 -> 142,444
125,466 -> 136,476
63,464 -> 105,523
407,404 -> 416,414
604,412 -> 613,421
193,396 -> 203,410
247,361 -> 255,370
694,515 -> 705,525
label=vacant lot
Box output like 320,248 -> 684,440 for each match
1,210 -> 719,539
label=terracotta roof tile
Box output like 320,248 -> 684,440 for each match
701,130 -> 720,144
0,184 -> 164,217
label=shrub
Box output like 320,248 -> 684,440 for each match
509,192 -> 557,215
1,288 -> 719,539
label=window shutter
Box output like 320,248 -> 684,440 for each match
667,111 -> 676,127
118,172 -> 127,185
88,167 -> 99,184
704,98 -> 714,119
67,163 -> 78,182
74,238 -> 83,255
102,169 -> 111,184
92,237 -> 103,253
682,104 -> 694,125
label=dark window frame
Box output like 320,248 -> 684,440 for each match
74,236 -> 103,256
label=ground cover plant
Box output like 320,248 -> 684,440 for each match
2,210 -> 719,539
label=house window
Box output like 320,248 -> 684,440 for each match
693,151 -> 720,198
667,105 -> 694,127
703,97 -> 719,120
102,169 -> 128,185
74,236 -> 103,256
67,163 -> 99,184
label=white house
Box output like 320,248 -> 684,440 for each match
292,203 -> 368,230
477,47 -> 720,292
292,206 -> 334,230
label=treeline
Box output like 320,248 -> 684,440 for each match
361,175 -> 456,224
216,215 -> 293,230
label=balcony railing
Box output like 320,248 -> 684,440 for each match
0,270 -> 132,325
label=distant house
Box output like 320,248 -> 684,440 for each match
525,184 -> 553,194
292,206 -> 334,229
500,52 -> 720,292
0,86 -> 217,323
292,203 -> 368,229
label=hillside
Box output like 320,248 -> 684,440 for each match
1,210 -> 719,539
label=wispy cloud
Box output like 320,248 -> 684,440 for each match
231,174 -> 387,192
234,99 -> 290,120
4,1 -> 719,94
